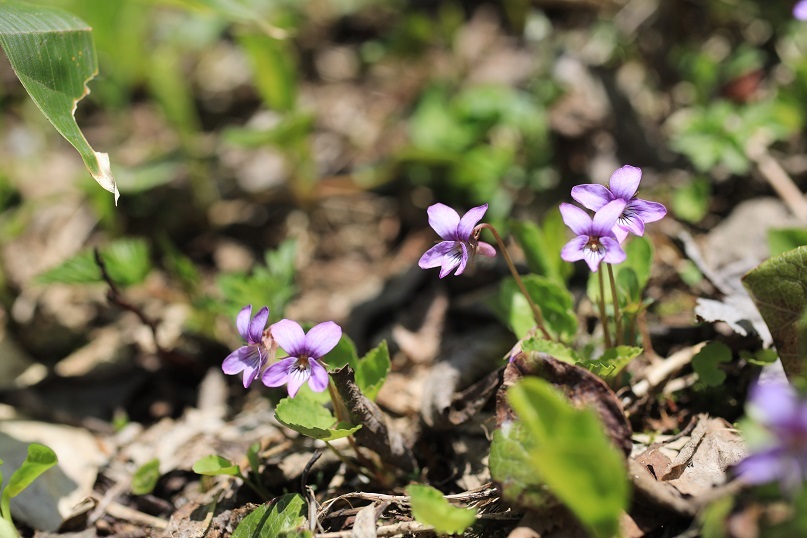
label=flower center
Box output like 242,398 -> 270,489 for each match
294,355 -> 311,371
585,237 -> 603,253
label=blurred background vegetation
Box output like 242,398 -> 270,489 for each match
2,0 -> 807,415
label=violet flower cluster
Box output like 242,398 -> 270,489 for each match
736,382 -> 807,495
560,165 -> 666,272
418,203 -> 496,278
222,305 -> 341,398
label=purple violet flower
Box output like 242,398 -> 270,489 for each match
796,0 -> 807,20
560,199 -> 627,272
736,382 -> 807,495
222,305 -> 273,388
262,319 -> 341,398
418,203 -> 496,278
571,165 -> 667,243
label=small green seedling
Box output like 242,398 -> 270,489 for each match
193,445 -> 271,501
0,443 -> 58,537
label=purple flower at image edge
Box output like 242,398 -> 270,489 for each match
571,165 -> 667,243
418,203 -> 496,278
222,305 -> 271,388
735,382 -> 807,495
262,319 -> 342,397
560,199 -> 627,272
796,0 -> 807,20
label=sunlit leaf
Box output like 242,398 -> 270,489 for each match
232,493 -> 307,538
35,238 -> 151,287
274,396 -> 361,441
510,209 -> 572,284
489,423 -> 552,510
507,379 -> 629,538
492,275 -> 577,340
355,340 -> 391,401
3,443 -> 57,499
131,459 -> 160,495
521,337 -> 580,364
579,346 -> 642,383
0,0 -> 118,202
192,455 -> 240,476
407,484 -> 477,535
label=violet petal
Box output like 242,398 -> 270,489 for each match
601,237 -> 626,265
453,242 -> 470,276
571,184 -> 612,211
427,203 -> 461,241
304,321 -> 342,359
457,204 -> 488,240
287,367 -> 310,397
262,357 -> 296,387
591,199 -> 626,237
609,165 -> 642,200
271,319 -> 306,357
236,305 -> 253,341
736,447 -> 787,485
419,241 -> 455,269
749,382 -> 800,430
477,241 -> 496,258
247,306 -> 270,344
631,199 -> 667,224
559,203 -> 592,236
222,347 -> 248,374
618,212 -> 645,238
795,0 -> 807,20
560,235 -> 588,263
438,244 -> 464,278
308,359 -> 329,392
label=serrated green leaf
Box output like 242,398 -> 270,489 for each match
0,0 -> 117,202
491,275 -> 577,340
407,484 -> 477,535
325,333 -> 359,371
35,250 -> 99,284
192,455 -> 240,476
742,246 -> 807,376
355,340 -> 391,400
692,341 -> 732,387
103,238 -> 151,286
36,239 -> 151,287
3,443 -> 57,499
506,379 -> 629,538
131,458 -> 160,495
232,493 -> 307,538
274,397 -> 361,441
579,346 -> 642,384
521,337 -> 580,363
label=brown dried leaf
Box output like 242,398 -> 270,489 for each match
497,348 -> 632,456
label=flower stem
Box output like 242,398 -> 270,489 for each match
606,263 -> 622,346
475,223 -> 551,340
597,268 -> 613,348
236,470 -> 273,501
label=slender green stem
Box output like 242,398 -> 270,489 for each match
606,263 -> 622,346
475,223 -> 551,340
597,268 -> 613,348
237,470 -> 272,501
1,491 -> 12,524
324,441 -> 365,476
